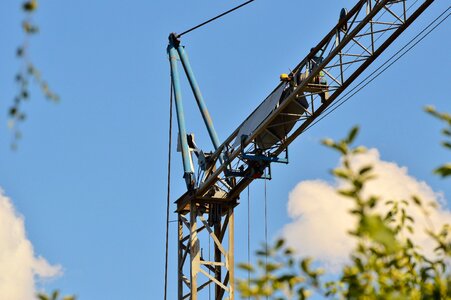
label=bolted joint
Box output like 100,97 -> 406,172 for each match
168,32 -> 181,48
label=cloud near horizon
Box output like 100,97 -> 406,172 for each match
282,148 -> 451,270
0,189 -> 62,300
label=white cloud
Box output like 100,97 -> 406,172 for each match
282,149 -> 451,270
0,189 -> 62,300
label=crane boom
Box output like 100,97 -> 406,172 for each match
168,0 -> 434,299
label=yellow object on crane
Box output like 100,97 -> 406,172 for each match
280,73 -> 292,82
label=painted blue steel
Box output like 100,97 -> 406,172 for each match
176,46 -> 223,160
168,45 -> 195,189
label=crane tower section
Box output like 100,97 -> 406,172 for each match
168,0 -> 434,299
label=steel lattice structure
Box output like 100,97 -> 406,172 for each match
168,0 -> 434,298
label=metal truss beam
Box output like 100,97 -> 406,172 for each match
177,198 -> 236,299
189,0 -> 433,200
171,0 -> 434,299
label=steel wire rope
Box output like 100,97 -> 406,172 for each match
264,172 -> 269,300
164,78 -> 174,300
304,6 -> 450,134
247,186 -> 251,300
178,0 -> 256,37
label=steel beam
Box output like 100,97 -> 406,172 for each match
176,45 -> 222,154
168,44 -> 195,190
177,199 -> 235,300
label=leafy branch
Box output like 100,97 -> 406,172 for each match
9,0 -> 59,150
238,109 -> 451,299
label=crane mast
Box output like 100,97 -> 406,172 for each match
168,0 -> 434,298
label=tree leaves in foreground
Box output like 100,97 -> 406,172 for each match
9,0 -> 59,150
37,290 -> 75,300
425,106 -> 451,178
238,109 -> 451,299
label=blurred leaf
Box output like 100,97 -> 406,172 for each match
361,214 -> 399,253
16,47 -> 24,57
359,165 -> 373,175
23,0 -> 38,12
321,138 -> 334,147
346,126 -> 359,144
238,263 -> 255,273
332,168 -> 350,179
434,164 -> 451,178
412,196 -> 422,206
274,239 -> 284,250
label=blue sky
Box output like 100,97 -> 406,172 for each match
0,0 -> 449,299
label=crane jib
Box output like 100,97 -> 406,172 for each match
169,0 -> 435,299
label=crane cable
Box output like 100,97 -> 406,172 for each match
305,6 -> 450,133
164,77 -> 174,300
178,0 -> 256,37
247,186 -> 251,299
264,171 -> 269,300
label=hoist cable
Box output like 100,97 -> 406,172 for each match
178,0 -> 256,37
164,77 -> 174,300
264,174 -> 268,300
304,6 -> 450,133
247,186 -> 251,299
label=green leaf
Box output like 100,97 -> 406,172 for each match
434,164 -> 451,178
321,138 -> 334,147
17,47 -> 24,57
51,290 -> 59,300
238,263 -> 255,273
367,196 -> 378,208
359,165 -> 373,175
284,248 -> 294,256
352,146 -> 367,154
412,196 -> 422,206
338,189 -> 356,198
274,239 -> 284,250
23,0 -> 38,12
332,168 -> 350,179
361,215 -> 399,253
346,126 -> 359,144
266,263 -> 281,273
300,258 -> 312,273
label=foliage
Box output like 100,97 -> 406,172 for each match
237,110 -> 451,299
37,290 -> 75,300
237,239 -> 324,300
9,0 -> 59,150
425,106 -> 451,178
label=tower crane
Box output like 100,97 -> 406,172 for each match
167,0 -> 435,298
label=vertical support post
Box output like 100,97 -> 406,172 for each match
177,215 -> 183,300
214,222 -> 222,299
176,45 -> 222,154
228,208 -> 235,300
168,43 -> 195,190
368,0 -> 375,54
337,30 -> 344,84
190,203 -> 200,300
